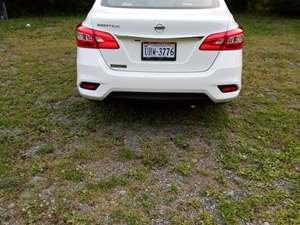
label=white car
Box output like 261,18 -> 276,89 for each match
76,0 -> 244,102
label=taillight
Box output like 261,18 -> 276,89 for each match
200,27 -> 244,51
76,24 -> 119,49
218,85 -> 239,93
223,28 -> 244,50
80,82 -> 100,90
76,25 -> 97,48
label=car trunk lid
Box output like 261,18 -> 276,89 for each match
89,7 -> 230,73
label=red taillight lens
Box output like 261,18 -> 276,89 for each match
76,25 -> 97,48
199,32 -> 226,51
200,27 -> 244,51
76,24 -> 119,49
218,85 -> 239,93
223,28 -> 244,50
80,82 -> 100,90
94,30 -> 120,49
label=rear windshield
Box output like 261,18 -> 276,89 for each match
101,0 -> 220,9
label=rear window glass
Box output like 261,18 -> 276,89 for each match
101,0 -> 220,9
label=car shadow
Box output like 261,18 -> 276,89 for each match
85,98 -> 230,130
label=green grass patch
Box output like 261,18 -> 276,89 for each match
169,183 -> 180,194
64,169 -> 86,182
127,167 -> 148,181
176,161 -> 194,176
117,148 -> 139,161
64,211 -> 92,225
173,136 -> 190,149
38,142 -> 55,154
142,148 -> 171,168
87,176 -> 129,192
110,208 -> 149,225
70,148 -> 96,161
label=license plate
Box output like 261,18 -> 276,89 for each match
142,42 -> 176,61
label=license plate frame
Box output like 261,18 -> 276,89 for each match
142,42 -> 177,61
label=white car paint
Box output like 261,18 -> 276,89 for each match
77,0 -> 244,102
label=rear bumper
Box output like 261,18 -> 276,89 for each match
77,48 -> 243,103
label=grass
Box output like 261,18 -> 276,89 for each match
175,161 -> 194,176
39,142 -> 56,154
87,176 -> 129,192
110,209 -> 149,225
0,14 -> 299,225
173,136 -> 190,149
64,169 -> 86,182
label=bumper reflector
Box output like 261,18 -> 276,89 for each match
80,82 -> 100,90
218,85 -> 239,93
